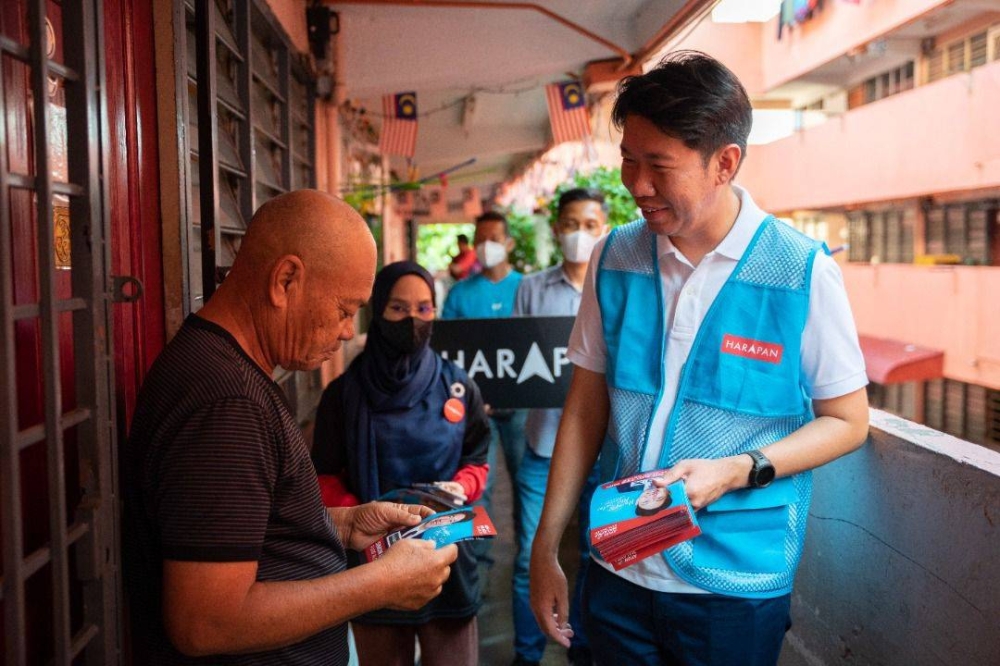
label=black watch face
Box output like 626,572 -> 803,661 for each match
755,464 -> 776,487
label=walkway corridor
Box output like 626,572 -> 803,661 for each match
477,451 -> 585,666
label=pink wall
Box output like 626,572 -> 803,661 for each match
761,0 -> 948,91
843,264 -> 1000,390
656,20 -> 765,96
737,59 -> 1000,212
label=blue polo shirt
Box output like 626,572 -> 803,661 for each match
441,270 -> 522,319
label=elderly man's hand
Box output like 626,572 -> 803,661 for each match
377,540 -> 458,610
329,502 -> 433,551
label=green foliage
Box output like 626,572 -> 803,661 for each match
506,210 -> 542,274
416,222 -> 475,273
416,216 -> 540,276
365,215 -> 384,271
416,167 -> 638,276
546,166 -> 638,230
342,189 -> 376,214
518,166 -> 639,269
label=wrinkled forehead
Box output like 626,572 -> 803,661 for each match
312,257 -> 374,303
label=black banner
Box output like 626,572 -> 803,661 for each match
431,316 -> 576,409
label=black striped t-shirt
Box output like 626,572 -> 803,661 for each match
123,315 -> 349,665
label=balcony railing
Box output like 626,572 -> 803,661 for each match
780,409 -> 1000,665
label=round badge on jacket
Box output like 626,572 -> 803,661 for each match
443,397 -> 465,423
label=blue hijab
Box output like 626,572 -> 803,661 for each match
341,261 -> 442,501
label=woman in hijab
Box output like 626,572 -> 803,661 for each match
312,261 -> 491,666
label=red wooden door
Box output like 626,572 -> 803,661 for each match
104,0 -> 165,433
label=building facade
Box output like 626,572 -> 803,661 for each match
694,0 -> 1000,452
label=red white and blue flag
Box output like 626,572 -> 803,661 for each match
380,91 -> 418,158
545,81 -> 591,145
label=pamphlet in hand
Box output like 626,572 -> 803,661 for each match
364,505 -> 497,562
589,470 -> 701,571
378,483 -> 466,513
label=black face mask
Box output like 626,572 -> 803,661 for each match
379,317 -> 433,355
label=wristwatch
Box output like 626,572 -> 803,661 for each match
745,450 -> 775,488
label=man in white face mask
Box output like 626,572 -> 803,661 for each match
441,211 -> 527,582
508,188 -> 608,666
442,211 -> 521,320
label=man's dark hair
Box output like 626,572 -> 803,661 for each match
557,187 -> 607,218
456,233 -> 469,245
475,211 -> 509,237
611,51 -> 752,171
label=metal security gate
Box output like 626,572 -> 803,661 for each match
1,0 -> 120,663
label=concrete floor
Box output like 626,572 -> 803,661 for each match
476,451 -> 584,666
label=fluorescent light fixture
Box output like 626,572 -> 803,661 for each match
712,0 -> 782,24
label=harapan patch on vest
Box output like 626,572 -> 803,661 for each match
720,334 -> 783,364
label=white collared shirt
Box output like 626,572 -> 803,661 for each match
567,185 -> 868,592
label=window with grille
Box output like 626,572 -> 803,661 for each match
970,31 -> 988,68
847,212 -> 869,262
923,379 -> 1000,452
927,48 -> 945,83
179,0 -> 320,421
182,0 -> 315,309
923,200 -> 998,265
926,27 -> 997,83
947,40 -> 967,75
848,61 -> 915,108
989,390 -> 1000,451
846,208 -> 914,263
868,382 -> 917,421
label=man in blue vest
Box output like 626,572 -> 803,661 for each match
529,51 -> 870,665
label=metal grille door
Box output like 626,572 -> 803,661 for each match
1,0 -> 119,663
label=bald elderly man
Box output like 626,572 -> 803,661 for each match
123,191 -> 457,665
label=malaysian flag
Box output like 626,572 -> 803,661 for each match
380,92 -> 418,158
545,81 -> 591,145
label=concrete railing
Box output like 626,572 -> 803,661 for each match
780,409 -> 1000,666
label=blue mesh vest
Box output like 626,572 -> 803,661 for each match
595,216 -> 823,598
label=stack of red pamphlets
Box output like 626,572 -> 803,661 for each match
589,471 -> 701,570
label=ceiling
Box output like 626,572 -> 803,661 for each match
326,0 -> 702,205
